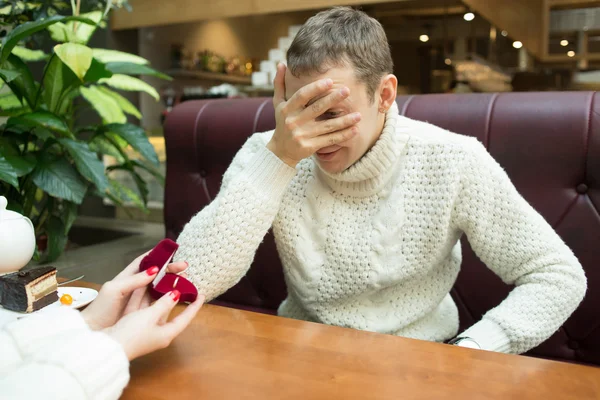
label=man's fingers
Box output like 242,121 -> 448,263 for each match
167,261 -> 188,275
312,125 -> 359,150
296,87 -> 350,124
312,112 -> 361,137
272,63 -> 287,107
286,78 -> 333,111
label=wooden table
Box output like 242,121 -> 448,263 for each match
67,281 -> 600,399
118,304 -> 600,400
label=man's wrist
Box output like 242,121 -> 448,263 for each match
266,140 -> 298,168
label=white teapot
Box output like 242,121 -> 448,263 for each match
0,196 -> 36,274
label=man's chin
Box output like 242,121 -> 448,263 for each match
314,157 -> 348,174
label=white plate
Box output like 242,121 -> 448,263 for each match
0,286 -> 98,319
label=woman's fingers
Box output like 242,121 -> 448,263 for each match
163,295 -> 205,338
123,286 -> 147,316
115,267 -> 159,297
150,290 -> 181,325
115,251 -> 150,279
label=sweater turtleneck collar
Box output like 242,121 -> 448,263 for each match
316,102 -> 410,196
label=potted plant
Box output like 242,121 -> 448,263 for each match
0,0 -> 169,262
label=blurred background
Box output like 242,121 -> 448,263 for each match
4,0 -> 597,278
100,0 -> 600,220
15,0 -> 596,223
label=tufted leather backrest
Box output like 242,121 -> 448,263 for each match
164,93 -> 599,365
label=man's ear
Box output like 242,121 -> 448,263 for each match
378,74 -> 398,112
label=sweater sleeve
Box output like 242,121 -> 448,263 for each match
452,139 -> 587,354
174,131 -> 297,301
0,307 -> 129,400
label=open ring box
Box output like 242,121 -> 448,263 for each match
139,239 -> 198,303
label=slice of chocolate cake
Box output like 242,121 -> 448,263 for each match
0,267 -> 59,312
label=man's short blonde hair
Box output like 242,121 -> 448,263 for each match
287,7 -> 393,103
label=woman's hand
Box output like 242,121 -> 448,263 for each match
81,253 -> 189,331
105,290 -> 205,361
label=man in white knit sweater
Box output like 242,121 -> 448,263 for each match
175,7 -> 587,354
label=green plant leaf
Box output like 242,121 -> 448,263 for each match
131,170 -> 149,205
0,155 -> 19,189
0,15 -> 96,64
102,123 -> 159,166
97,86 -> 140,118
131,159 -> 165,185
45,215 -> 67,262
47,11 -> 104,45
57,88 -> 79,115
42,55 -> 79,113
0,108 -> 29,117
83,58 -> 113,83
0,91 -> 24,109
47,22 -> 75,43
59,138 -> 109,193
105,62 -> 172,80
80,86 -> 126,124
2,54 -> 37,108
107,178 -> 146,211
89,135 -> 126,162
0,1 -> 24,15
12,46 -> 48,62
7,111 -> 72,137
91,48 -> 149,65
63,201 -> 78,233
0,5 -> 13,15
68,11 -> 103,45
106,162 -> 149,204
99,74 -> 159,100
32,157 -> 87,204
0,68 -> 20,82
0,143 -> 35,176
31,127 -> 53,141
54,43 -> 93,81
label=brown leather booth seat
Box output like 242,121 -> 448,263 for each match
164,92 -> 599,365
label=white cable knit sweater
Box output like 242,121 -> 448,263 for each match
176,102 -> 587,354
0,308 -> 129,399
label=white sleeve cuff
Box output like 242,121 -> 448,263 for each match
459,318 -> 512,353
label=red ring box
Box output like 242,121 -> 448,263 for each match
139,239 -> 198,303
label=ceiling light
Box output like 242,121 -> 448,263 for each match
560,40 -> 569,47
512,41 -> 523,49
567,50 -> 575,57
444,58 -> 452,65
501,30 -> 508,37
463,12 -> 475,22
419,34 -> 429,43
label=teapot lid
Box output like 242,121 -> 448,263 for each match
0,196 -> 25,222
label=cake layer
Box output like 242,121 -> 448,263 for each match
32,291 -> 59,312
0,267 -> 58,313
